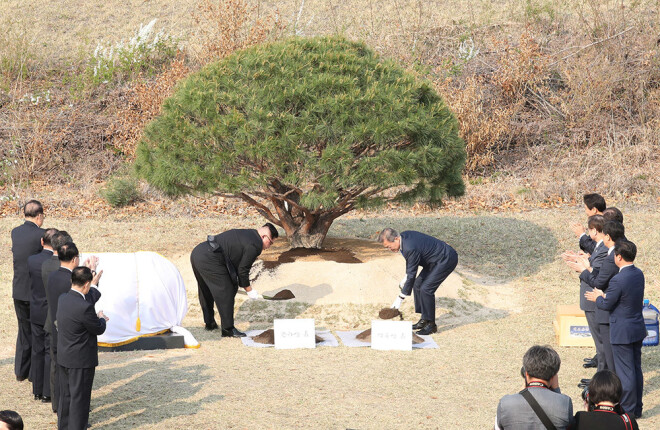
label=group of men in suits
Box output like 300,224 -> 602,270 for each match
564,193 -> 646,418
10,200 -> 108,429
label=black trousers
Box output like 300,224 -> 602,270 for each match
412,251 -> 459,321
584,310 -> 605,370
13,299 -> 32,380
30,322 -> 51,397
190,242 -> 239,329
58,365 -> 95,430
49,327 -> 59,412
612,340 -> 643,417
599,323 -> 616,373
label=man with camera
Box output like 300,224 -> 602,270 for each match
495,345 -> 574,430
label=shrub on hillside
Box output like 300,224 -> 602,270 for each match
101,177 -> 141,207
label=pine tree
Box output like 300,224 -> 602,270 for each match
135,36 -> 466,248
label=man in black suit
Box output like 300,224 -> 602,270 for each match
378,228 -> 458,335
564,216 -> 608,377
47,242 -> 102,415
190,223 -> 278,337
28,228 -> 58,403
570,221 -> 626,375
56,267 -> 108,430
10,199 -> 46,382
586,240 -> 646,418
42,231 -> 72,412
571,193 -> 606,255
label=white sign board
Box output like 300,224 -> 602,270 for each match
371,320 -> 412,351
274,319 -> 316,349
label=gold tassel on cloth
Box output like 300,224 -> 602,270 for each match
134,253 -> 141,332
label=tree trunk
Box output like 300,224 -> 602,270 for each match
281,212 -> 335,249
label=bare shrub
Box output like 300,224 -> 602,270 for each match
190,0 -> 285,65
0,94 -> 119,187
106,55 -> 190,160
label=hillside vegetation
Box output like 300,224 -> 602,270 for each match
1,0 -> 659,213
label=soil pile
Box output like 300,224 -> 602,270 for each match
252,329 -> 323,345
378,308 -> 402,320
265,289 -> 295,300
355,328 -> 425,344
263,247 -> 362,270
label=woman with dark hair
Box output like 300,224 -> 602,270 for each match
574,370 -> 639,429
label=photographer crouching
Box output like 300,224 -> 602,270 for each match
574,370 -> 639,430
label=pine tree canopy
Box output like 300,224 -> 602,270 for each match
135,36 -> 466,247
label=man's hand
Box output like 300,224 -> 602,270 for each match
98,310 -> 109,321
585,289 -> 604,302
561,251 -> 578,262
92,270 -> 103,286
391,294 -> 405,310
567,256 -> 590,273
83,255 -> 99,272
571,223 -> 585,237
246,288 -> 261,300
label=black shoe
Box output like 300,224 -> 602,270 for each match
412,319 -> 428,330
205,321 -> 219,331
580,378 -> 591,384
221,327 -> 246,338
41,396 -> 52,403
583,361 -> 597,368
34,394 -> 43,401
583,355 -> 597,363
416,323 -> 437,335
577,381 -> 588,389
16,375 -> 27,382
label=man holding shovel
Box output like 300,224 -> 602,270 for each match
378,228 -> 458,335
190,223 -> 279,337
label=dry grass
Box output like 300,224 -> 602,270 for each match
1,208 -> 659,428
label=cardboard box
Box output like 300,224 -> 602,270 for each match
554,305 -> 594,347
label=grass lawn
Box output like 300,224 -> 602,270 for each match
1,207 -> 658,429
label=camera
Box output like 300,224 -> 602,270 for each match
581,386 -> 589,402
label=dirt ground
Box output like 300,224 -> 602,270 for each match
1,208 -> 659,429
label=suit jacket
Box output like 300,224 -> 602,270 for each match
42,255 -> 61,333
399,231 -> 456,296
596,265 -> 646,345
28,249 -> 54,326
11,220 -> 45,300
579,234 -> 596,255
580,250 -> 619,324
56,290 -> 106,368
578,243 -> 607,311
47,267 -> 73,332
496,387 -> 574,429
210,229 -> 263,288
46,267 -> 103,333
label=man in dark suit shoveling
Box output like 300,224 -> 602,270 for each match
378,228 -> 458,335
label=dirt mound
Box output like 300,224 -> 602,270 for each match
265,289 -> 295,300
355,328 -> 425,344
378,308 -> 402,320
252,329 -> 323,345
262,247 -> 362,270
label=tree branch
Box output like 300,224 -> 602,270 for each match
214,191 -> 282,226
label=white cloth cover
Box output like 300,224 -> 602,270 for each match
80,252 -> 196,347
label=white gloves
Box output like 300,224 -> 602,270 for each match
247,289 -> 261,300
391,294 -> 406,309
